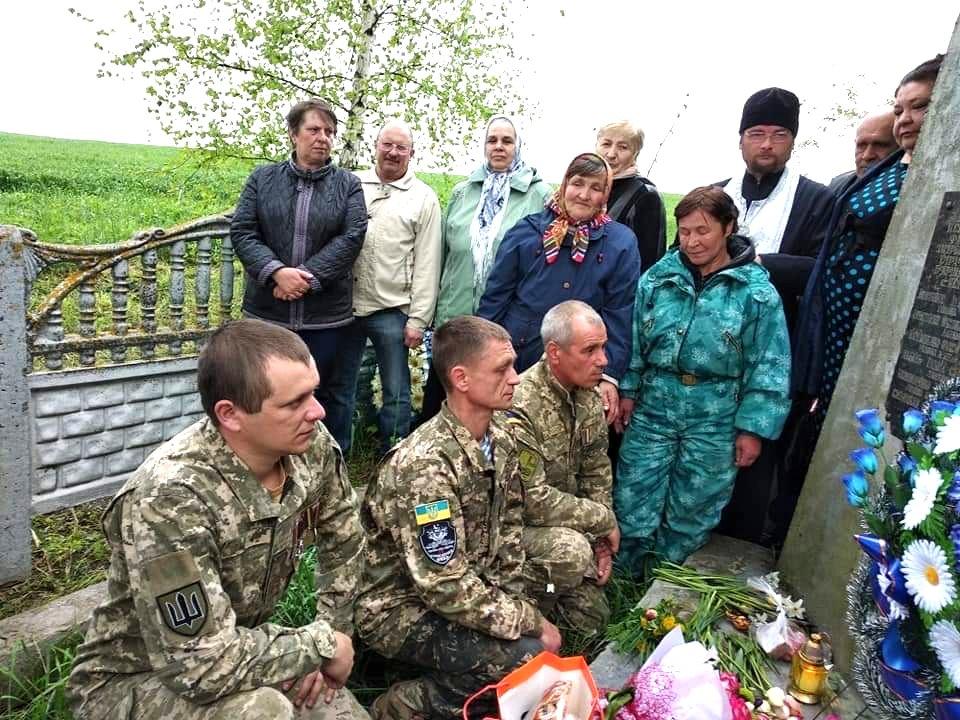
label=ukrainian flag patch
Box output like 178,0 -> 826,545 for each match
414,499 -> 451,525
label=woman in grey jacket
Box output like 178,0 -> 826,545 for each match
232,98 -> 368,451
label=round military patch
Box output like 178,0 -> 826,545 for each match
419,520 -> 457,565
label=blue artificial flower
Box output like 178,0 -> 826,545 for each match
898,452 -> 918,483
856,408 -> 884,434
858,425 -> 885,449
902,409 -> 926,436
842,470 -> 869,507
850,447 -> 878,475
948,472 -> 960,505
951,525 -> 960,573
933,401 -> 957,415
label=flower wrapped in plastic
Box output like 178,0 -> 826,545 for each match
845,380 -> 960,719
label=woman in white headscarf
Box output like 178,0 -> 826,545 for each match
418,115 -> 551,422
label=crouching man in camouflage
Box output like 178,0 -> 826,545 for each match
67,319 -> 368,720
356,316 -> 562,719
506,301 -> 620,637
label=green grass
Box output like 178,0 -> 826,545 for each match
0,133 -> 463,246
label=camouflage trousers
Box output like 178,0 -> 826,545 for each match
370,612 -> 542,720
68,672 -> 369,720
522,526 -> 610,636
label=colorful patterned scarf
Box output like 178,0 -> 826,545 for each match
542,192 -> 612,265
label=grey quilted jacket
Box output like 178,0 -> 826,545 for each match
232,157 -> 368,330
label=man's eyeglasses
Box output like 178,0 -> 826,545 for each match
743,129 -> 792,144
379,142 -> 412,154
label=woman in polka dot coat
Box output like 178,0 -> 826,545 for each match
792,55 -> 942,427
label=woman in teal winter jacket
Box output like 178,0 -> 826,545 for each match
615,186 -> 791,573
419,115 -> 552,421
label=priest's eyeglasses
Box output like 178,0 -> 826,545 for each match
743,129 -> 792,144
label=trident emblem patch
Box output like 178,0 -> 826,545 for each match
156,582 -> 208,637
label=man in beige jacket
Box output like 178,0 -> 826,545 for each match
342,119 -> 442,454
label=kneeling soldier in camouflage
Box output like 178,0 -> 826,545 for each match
356,316 -> 562,719
506,301 -> 620,636
67,319 -> 368,720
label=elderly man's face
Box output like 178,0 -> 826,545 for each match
740,124 -> 794,177
854,114 -> 896,176
290,110 -> 335,170
375,125 -> 414,183
549,315 -> 608,390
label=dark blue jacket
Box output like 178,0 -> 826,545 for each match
792,149 -> 906,396
477,209 -> 641,380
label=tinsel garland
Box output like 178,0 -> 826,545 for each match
846,548 -> 936,719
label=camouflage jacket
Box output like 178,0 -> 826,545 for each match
505,358 -> 616,539
69,418 -> 364,705
355,404 -> 543,656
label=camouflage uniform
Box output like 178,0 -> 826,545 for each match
356,404 -> 545,719
505,357 -> 616,635
66,418 -> 368,720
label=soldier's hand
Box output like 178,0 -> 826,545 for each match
289,669 -> 334,709
320,631 -> 355,688
540,620 -> 563,653
605,523 -> 621,555
595,545 -> 613,586
598,381 -> 619,425
614,398 -> 635,434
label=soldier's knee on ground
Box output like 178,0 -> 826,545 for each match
370,680 -> 428,720
526,527 -> 593,594
208,687 -> 294,720
555,581 -> 610,636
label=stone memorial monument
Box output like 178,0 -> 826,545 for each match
779,23 -> 960,672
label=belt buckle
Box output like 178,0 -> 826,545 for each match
680,373 -> 698,386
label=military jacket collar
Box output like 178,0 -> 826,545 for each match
438,402 -> 505,477
531,356 -> 590,416
194,419 -> 303,523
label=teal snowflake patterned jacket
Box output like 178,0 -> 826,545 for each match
620,236 -> 792,440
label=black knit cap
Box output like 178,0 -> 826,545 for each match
739,87 -> 800,136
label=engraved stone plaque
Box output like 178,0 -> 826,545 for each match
888,192 -> 960,435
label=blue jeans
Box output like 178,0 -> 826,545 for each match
297,326 -> 354,453
339,309 -> 412,454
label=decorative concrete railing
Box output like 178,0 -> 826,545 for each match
0,217 -> 241,584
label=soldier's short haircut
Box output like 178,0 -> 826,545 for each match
541,301 -> 604,349
433,316 -> 511,393
198,319 -> 313,424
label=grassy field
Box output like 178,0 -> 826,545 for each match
0,131 -> 675,244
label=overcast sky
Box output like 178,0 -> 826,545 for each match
2,1 -> 956,193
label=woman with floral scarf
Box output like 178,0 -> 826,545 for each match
477,152 -> 641,423
418,116 -> 551,423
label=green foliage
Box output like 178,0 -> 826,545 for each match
0,633 -> 80,720
0,503 -> 110,622
75,0 -> 531,169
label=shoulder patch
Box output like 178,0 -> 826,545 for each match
419,521 -> 457,565
156,582 -> 208,637
517,448 -> 541,481
414,499 -> 451,526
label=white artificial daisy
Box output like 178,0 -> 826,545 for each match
930,619 -> 960,687
902,468 -> 944,530
936,414 -> 960,455
901,539 -> 957,613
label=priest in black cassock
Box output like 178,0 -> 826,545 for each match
711,87 -> 834,546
